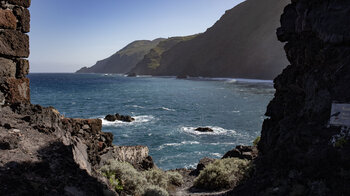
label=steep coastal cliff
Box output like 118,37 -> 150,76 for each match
133,0 -> 289,79
230,0 -> 350,195
130,35 -> 197,75
76,39 -> 165,74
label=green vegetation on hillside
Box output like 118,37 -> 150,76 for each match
76,38 -> 165,74
145,35 -> 197,70
130,35 -> 197,74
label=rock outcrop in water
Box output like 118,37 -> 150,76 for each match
105,113 -> 135,122
132,0 -> 289,79
195,127 -> 214,133
76,38 -> 165,74
229,0 -> 350,195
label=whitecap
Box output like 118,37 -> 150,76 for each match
157,141 -> 200,150
159,107 -> 176,111
101,115 -> 155,127
209,142 -> 236,146
129,105 -> 145,109
210,153 -> 223,158
184,163 -> 197,169
180,126 -> 236,136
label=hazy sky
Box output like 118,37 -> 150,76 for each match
29,0 -> 244,73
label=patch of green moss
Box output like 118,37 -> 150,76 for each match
335,137 -> 348,148
253,136 -> 261,146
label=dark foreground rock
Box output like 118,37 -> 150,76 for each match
222,145 -> 258,160
0,104 -> 155,195
0,105 -> 115,195
228,0 -> 350,195
195,127 -> 214,132
105,113 -> 135,122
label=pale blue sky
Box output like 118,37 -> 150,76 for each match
29,0 -> 244,72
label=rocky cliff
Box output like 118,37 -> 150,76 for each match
133,0 -> 289,79
130,35 -> 197,75
229,0 -> 350,195
76,38 -> 165,74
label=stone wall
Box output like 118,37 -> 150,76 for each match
0,0 -> 30,105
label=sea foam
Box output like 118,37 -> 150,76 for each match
101,115 -> 155,127
180,126 -> 236,136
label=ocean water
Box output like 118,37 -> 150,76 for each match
29,73 -> 275,170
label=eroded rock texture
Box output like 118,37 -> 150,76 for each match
230,0 -> 350,195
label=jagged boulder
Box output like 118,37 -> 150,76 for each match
104,113 -> 135,122
222,145 -> 258,160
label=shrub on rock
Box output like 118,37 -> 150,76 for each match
194,158 -> 251,190
166,171 -> 184,186
143,185 -> 169,196
100,161 -> 147,195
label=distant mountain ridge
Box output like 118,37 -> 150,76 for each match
131,0 -> 289,79
76,38 -> 165,74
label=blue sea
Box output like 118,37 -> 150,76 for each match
29,73 -> 274,170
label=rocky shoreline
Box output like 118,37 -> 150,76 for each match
0,102 -> 257,195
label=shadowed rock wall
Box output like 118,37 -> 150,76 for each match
0,0 -> 30,105
230,0 -> 350,195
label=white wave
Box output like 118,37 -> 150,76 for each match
210,153 -> 222,158
225,79 -> 237,84
129,105 -> 145,109
209,142 -> 236,146
159,107 -> 176,111
157,141 -> 200,150
184,163 -> 197,169
180,126 -> 236,135
101,115 -> 155,127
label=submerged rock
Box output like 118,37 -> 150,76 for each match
176,74 -> 188,79
195,127 -> 214,132
104,113 -> 135,122
127,72 -> 137,77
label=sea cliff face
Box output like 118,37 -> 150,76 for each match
76,39 -> 165,74
230,0 -> 350,195
133,0 -> 289,79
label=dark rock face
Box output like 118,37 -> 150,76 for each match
104,113 -> 135,122
222,145 -> 258,161
0,105 -> 116,195
230,0 -> 350,195
195,127 -> 214,132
